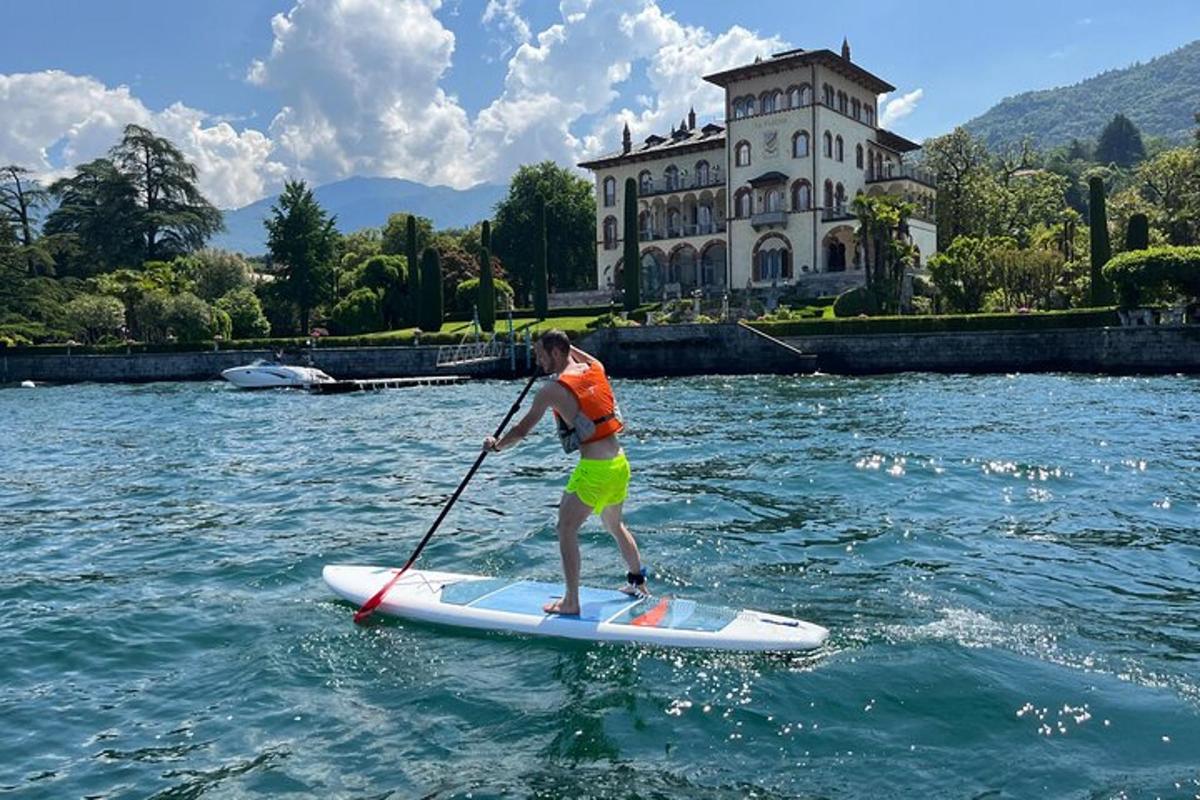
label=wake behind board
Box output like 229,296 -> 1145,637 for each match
323,565 -> 828,651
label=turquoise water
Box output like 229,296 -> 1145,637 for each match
2,374 -> 1199,798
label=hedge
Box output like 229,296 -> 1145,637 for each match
747,307 -> 1119,337
443,303 -> 617,323
1101,245 -> 1200,308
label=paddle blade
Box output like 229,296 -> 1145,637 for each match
352,568 -> 406,624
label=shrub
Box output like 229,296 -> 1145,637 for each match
1102,246 -> 1200,308
749,307 -> 1118,337
329,287 -> 384,335
216,287 -> 271,339
832,286 -> 879,317
166,292 -> 219,342
179,249 -> 254,301
64,293 -> 126,343
455,277 -> 514,316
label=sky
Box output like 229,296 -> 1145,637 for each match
2,0 -> 1197,209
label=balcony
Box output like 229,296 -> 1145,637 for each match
821,206 -> 856,222
865,163 -> 937,188
750,210 -> 787,229
638,172 -> 725,197
638,221 -> 727,242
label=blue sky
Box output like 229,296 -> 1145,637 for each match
2,0 -> 1196,207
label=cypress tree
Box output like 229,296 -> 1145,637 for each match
1088,176 -> 1114,305
532,194 -> 548,320
478,219 -> 495,332
420,247 -> 443,331
1125,213 -> 1150,251
1094,114 -> 1146,168
405,215 -> 420,327
622,177 -> 640,311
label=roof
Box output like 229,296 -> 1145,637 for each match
747,171 -> 789,187
578,124 -> 725,170
703,48 -> 894,94
875,128 -> 922,153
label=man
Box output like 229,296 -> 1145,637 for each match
482,329 -> 648,615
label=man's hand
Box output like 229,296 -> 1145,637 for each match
482,436 -> 500,453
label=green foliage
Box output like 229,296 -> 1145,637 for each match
1102,245 -> 1200,307
329,287 -> 384,335
419,248 -> 443,331
1094,114 -> 1147,167
832,286 -> 879,317
178,249 -> 253,301
265,180 -> 337,335
532,193 -> 549,319
457,276 -> 512,317
381,212 -> 433,258
216,287 -> 271,339
852,193 -> 917,312
357,253 -> 407,328
64,293 -> 126,343
1126,214 -> 1150,251
964,40 -> 1200,150
404,214 -> 420,327
336,227 -> 382,300
165,292 -> 219,342
478,245 -> 496,332
929,236 -> 1010,313
44,158 -> 144,275
492,162 -> 596,299
1110,147 -> 1199,246
1088,176 -> 1114,305
622,177 -> 640,311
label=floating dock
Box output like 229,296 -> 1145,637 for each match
309,375 -> 469,394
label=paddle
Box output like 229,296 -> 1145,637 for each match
353,371 -> 540,624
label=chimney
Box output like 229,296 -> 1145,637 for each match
622,122 -> 631,154
841,37 -> 851,61
688,107 -> 696,130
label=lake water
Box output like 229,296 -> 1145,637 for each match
2,374 -> 1198,798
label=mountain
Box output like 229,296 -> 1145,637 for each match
210,176 -> 509,254
963,40 -> 1200,151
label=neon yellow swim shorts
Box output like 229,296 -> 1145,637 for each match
565,452 -> 631,514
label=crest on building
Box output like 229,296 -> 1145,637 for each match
763,130 -> 778,157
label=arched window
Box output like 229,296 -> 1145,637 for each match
823,132 -> 833,158
760,91 -> 775,114
788,83 -> 812,107
735,189 -> 752,218
865,106 -> 875,126
856,144 -> 864,169
837,91 -> 848,114
745,96 -> 757,116
664,165 -> 679,191
638,170 -> 652,194
822,83 -> 834,106
792,131 -> 809,158
638,210 -> 652,240
735,141 -> 751,167
602,177 -> 616,207
823,180 -> 834,209
603,216 -> 618,249
765,189 -> 783,212
875,152 -> 883,177
666,208 -> 682,237
697,203 -> 713,234
754,248 -> 791,282
732,98 -> 746,119
835,135 -> 844,162
835,183 -> 846,210
695,160 -> 710,185
792,180 -> 812,211
851,98 -> 861,120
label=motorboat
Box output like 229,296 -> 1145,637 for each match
221,359 -> 334,389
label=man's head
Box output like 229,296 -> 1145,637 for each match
535,329 -> 571,373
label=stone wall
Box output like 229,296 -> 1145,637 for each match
782,325 -> 1200,375
577,323 -> 816,377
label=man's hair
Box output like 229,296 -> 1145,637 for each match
540,329 -> 571,355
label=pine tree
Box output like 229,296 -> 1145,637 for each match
1125,213 -> 1150,251
405,215 -> 420,327
420,247 -> 443,332
1088,176 -> 1114,305
1094,114 -> 1146,168
532,194 -> 548,320
478,220 -> 495,332
622,178 -> 640,311
264,180 -> 337,335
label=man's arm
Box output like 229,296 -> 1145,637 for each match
483,383 -> 559,452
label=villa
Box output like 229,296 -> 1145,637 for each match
579,40 -> 938,298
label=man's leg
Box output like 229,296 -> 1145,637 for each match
545,491 -> 592,615
600,503 -> 647,594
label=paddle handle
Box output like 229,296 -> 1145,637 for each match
353,372 -> 539,623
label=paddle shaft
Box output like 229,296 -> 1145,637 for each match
353,371 -> 540,623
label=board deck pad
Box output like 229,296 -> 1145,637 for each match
323,565 -> 829,652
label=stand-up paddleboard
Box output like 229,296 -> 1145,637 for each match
323,565 -> 828,651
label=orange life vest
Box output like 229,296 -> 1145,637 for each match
554,360 -> 623,448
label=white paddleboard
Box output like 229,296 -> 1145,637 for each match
323,565 -> 828,651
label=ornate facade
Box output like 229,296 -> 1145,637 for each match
579,41 -> 938,297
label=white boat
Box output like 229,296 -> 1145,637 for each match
221,359 -> 334,389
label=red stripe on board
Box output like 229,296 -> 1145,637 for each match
631,597 -> 670,627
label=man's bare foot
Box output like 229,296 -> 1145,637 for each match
543,597 -> 580,616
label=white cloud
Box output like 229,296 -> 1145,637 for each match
483,0 -> 531,57
0,70 -> 286,208
879,88 -> 924,128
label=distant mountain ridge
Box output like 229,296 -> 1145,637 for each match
210,176 -> 508,255
963,40 -> 1200,151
